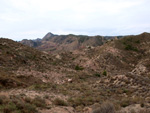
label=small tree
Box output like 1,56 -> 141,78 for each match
103,70 -> 107,76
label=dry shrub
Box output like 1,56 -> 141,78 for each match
92,102 -> 115,113
53,98 -> 68,106
32,96 -> 46,108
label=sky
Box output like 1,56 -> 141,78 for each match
0,0 -> 150,40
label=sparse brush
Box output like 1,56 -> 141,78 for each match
0,102 -> 17,113
75,65 -> 84,70
92,102 -> 115,113
0,95 -> 9,105
53,98 -> 68,106
32,96 -> 46,108
21,103 -> 37,113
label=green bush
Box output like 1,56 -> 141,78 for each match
75,65 -> 84,70
94,73 -> 101,77
103,70 -> 107,76
125,44 -> 138,51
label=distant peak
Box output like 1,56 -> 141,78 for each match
46,32 -> 54,37
42,32 -> 55,40
47,32 -> 54,35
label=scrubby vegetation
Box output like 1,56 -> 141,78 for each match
103,70 -> 107,76
75,65 -> 84,70
1,33 -> 150,113
53,98 -> 68,106
124,44 -> 138,51
0,95 -> 38,113
94,73 -> 101,77
92,102 -> 115,113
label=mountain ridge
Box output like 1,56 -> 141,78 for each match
20,32 -> 123,53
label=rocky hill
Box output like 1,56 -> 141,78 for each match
0,33 -> 150,113
21,32 -> 121,53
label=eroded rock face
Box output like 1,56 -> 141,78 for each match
56,54 -> 62,60
131,64 -> 147,75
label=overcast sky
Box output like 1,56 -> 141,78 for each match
0,0 -> 150,40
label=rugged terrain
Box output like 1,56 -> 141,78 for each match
20,32 -> 121,53
0,32 -> 150,113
